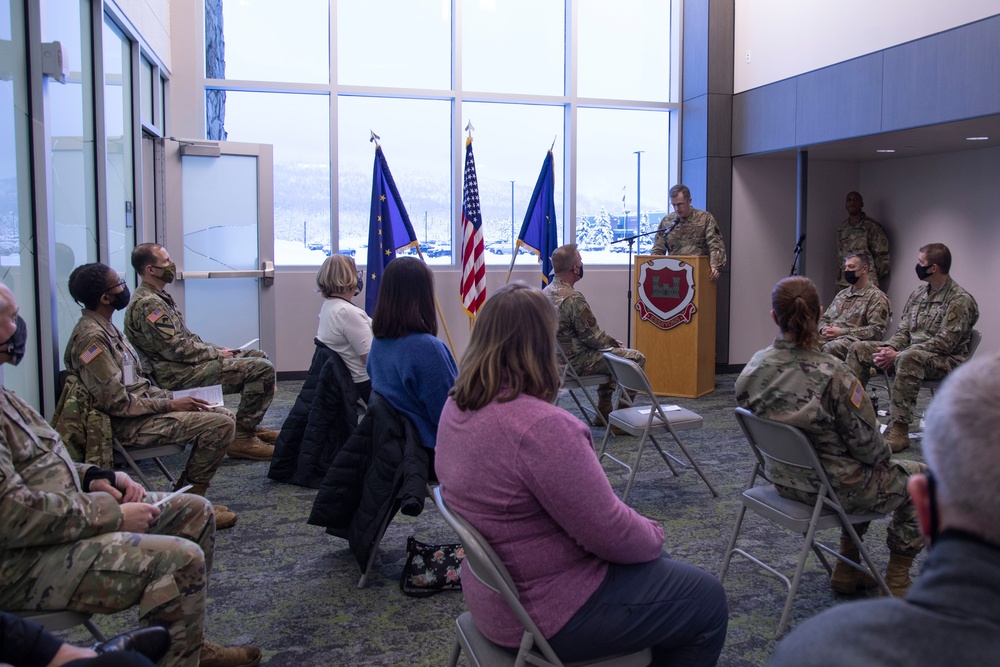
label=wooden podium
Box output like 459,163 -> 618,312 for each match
632,255 -> 715,398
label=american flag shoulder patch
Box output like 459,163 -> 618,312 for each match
147,309 -> 164,323
80,344 -> 103,365
851,380 -> 864,408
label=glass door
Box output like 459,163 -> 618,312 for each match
161,139 -> 276,357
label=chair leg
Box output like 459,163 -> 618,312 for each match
84,618 -> 108,642
357,509 -> 394,589
841,520 -> 891,596
113,442 -> 156,490
718,504 -> 749,582
668,433 -> 719,497
151,457 -> 178,488
621,436 -> 651,504
775,496 -> 828,637
647,435 -> 681,476
446,636 -> 461,667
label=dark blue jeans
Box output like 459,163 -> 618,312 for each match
547,553 -> 728,667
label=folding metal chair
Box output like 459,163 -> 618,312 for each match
13,609 -> 108,642
719,407 -> 891,637
596,353 -> 717,503
112,439 -> 185,491
431,486 -> 652,667
556,343 -> 611,429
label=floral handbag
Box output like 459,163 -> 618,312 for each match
399,536 -> 464,598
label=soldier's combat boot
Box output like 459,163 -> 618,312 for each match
200,641 -> 261,667
883,553 -> 914,597
227,432 -> 274,461
830,535 -> 877,595
254,426 -> 280,445
181,480 -> 238,530
885,422 -> 910,453
597,392 -> 614,421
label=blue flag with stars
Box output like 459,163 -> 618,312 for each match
365,145 -> 418,315
514,150 -> 558,287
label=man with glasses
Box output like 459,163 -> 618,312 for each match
650,184 -> 727,282
544,244 -> 645,421
125,244 -> 276,461
847,243 -> 978,452
767,354 -> 1000,666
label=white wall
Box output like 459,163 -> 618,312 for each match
111,0 -> 172,70
733,1 -> 1000,93
729,147 -> 999,364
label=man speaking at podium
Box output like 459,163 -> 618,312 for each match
650,184 -> 727,282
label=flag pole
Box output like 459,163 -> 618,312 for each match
415,245 -> 457,360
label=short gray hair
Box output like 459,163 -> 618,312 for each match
923,353 -> 1000,544
669,184 -> 691,200
845,252 -> 870,270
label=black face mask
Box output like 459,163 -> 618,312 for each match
844,270 -> 860,285
109,285 -> 131,311
575,265 -> 584,279
1,315 -> 28,366
915,263 -> 932,281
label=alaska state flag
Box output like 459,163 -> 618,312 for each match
365,145 -> 418,315
513,150 -> 558,287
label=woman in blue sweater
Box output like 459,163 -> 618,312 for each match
366,256 -> 458,451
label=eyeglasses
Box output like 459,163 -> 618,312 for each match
105,277 -> 127,293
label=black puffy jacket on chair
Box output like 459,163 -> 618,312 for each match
268,340 -> 360,488
307,392 -> 430,571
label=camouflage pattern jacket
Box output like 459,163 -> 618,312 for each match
51,373 -> 114,468
735,339 -> 890,497
543,278 -> 616,369
836,214 -> 890,290
650,208 -> 727,270
64,311 -> 173,420
818,282 -> 891,342
885,276 -> 979,358
0,387 -> 122,605
123,282 -> 223,389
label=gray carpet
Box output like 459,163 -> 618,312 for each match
58,375 -> 930,666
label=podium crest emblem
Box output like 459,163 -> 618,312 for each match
635,258 -> 697,330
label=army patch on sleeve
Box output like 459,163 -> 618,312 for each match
147,309 -> 164,323
80,344 -> 102,364
851,380 -> 864,408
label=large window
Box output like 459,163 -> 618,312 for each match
205,0 -> 678,266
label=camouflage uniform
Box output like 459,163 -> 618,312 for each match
64,311 -> 234,486
0,386 -> 214,667
543,278 -> 645,402
818,282 -> 891,360
736,339 -> 924,556
650,209 -> 727,272
124,282 -> 275,436
836,214 -> 890,291
848,276 -> 978,426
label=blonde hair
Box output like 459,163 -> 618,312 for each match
450,283 -> 560,410
316,254 -> 359,298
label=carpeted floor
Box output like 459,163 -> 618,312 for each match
59,374 -> 930,666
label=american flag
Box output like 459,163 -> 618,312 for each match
460,137 -> 486,317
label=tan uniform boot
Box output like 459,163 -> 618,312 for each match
227,433 -> 274,461
830,536 -> 877,595
200,641 -> 261,667
885,422 -> 910,453
883,553 -> 914,597
254,427 -> 280,445
183,482 -> 237,530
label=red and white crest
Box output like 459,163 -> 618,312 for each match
635,258 -> 697,330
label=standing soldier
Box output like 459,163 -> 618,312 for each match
125,243 -> 276,460
836,191 -> 890,291
650,184 -> 727,282
819,252 -> 891,360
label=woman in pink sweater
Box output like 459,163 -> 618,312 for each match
435,283 -> 727,666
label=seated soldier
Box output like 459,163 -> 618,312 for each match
124,243 -> 276,460
62,263 -> 238,530
819,252 -> 890,360
0,282 -> 260,667
847,243 -> 978,452
543,244 -> 645,419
